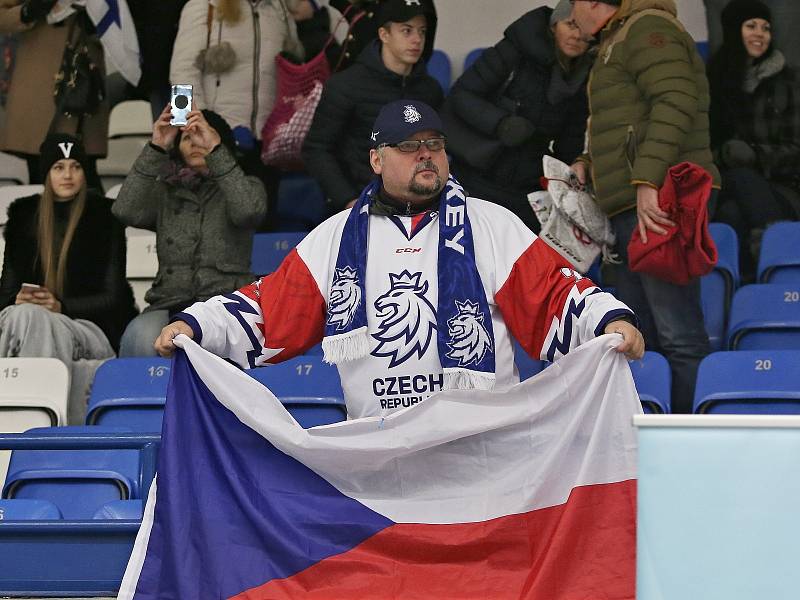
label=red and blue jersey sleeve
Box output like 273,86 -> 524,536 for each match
176,249 -> 326,369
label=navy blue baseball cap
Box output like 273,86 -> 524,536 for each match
370,100 -> 444,148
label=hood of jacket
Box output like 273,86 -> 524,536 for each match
605,0 -> 677,29
504,6 -> 556,65
356,39 -> 433,81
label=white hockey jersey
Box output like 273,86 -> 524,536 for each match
179,197 -> 634,419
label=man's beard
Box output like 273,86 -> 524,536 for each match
408,160 -> 444,196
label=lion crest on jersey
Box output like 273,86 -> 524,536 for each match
446,300 -> 493,367
327,267 -> 361,330
372,270 -> 437,368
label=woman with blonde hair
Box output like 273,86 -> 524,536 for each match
0,134 -> 137,423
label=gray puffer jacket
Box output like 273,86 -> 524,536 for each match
112,143 -> 267,311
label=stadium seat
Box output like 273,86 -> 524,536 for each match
92,499 -> 144,520
2,426 -> 141,520
694,350 -> 800,414
105,183 -> 122,199
0,358 -> 69,488
727,284 -> 800,350
251,231 -> 308,275
125,227 -> 158,278
629,351 -> 671,413
275,173 -> 327,232
0,498 -> 62,520
86,358 -> 171,431
96,138 -> 149,189
701,223 -> 740,351
107,100 -> 152,138
427,49 -> 452,94
757,222 -> 800,284
463,47 -> 485,71
0,358 -> 69,429
513,341 -> 546,381
0,184 -> 44,226
0,151 -> 28,185
247,356 -> 346,428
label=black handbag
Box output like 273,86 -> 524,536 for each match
53,12 -> 105,118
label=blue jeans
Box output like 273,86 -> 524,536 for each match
610,209 -> 711,413
118,310 -> 170,357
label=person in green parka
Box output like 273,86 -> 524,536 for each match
569,0 -> 720,414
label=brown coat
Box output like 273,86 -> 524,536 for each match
0,2 -> 108,157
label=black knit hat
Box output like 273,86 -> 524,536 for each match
722,0 -> 771,33
38,133 -> 88,181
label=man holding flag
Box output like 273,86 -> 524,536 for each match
123,100 -> 645,599
155,99 -> 644,418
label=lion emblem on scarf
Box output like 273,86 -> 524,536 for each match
446,300 -> 492,367
327,267 -> 361,331
372,271 -> 437,368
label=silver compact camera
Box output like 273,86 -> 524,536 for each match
170,84 -> 193,126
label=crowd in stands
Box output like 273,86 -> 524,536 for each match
0,0 -> 798,423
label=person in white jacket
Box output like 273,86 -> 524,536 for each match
170,0 -> 303,228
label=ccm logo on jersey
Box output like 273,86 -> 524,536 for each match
395,247 -> 422,254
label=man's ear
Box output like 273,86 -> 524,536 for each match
378,24 -> 390,44
369,149 -> 383,175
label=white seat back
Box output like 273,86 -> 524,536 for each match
0,185 -> 44,226
0,358 -> 69,487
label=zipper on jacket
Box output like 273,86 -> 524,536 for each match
250,3 -> 261,134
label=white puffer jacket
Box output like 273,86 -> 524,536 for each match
170,0 -> 302,135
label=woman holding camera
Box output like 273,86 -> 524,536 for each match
0,134 -> 137,423
708,0 -> 800,281
112,106 -> 267,357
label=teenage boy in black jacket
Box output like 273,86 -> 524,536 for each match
302,0 -> 443,212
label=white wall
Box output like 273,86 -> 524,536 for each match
434,0 -> 709,78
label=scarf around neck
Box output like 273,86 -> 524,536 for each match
322,177 -> 497,391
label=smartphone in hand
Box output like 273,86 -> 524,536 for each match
20,283 -> 40,294
170,84 -> 193,126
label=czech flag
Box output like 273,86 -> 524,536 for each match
118,335 -> 638,599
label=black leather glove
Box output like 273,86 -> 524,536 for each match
496,115 -> 536,148
720,139 -> 757,169
19,0 -> 58,24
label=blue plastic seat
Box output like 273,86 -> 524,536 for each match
251,231 -> 308,276
92,499 -> 144,520
463,47 -> 485,71
426,49 -> 451,94
757,221 -> 800,284
701,223 -> 740,351
275,173 -> 327,232
247,356 -> 346,427
694,350 -> 800,414
2,426 -> 141,519
513,341 -> 546,381
86,358 -> 171,431
727,284 -> 800,350
0,498 -> 62,520
629,351 -> 671,413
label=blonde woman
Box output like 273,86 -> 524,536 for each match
0,134 -> 137,423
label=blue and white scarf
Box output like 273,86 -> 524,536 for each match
322,177 -> 496,391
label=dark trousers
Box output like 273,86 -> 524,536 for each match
610,207 -> 713,414
714,167 -> 796,283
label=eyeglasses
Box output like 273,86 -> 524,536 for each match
382,138 -> 447,153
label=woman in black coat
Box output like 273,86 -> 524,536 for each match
0,134 -> 137,423
707,0 -> 800,281
445,0 -> 591,232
